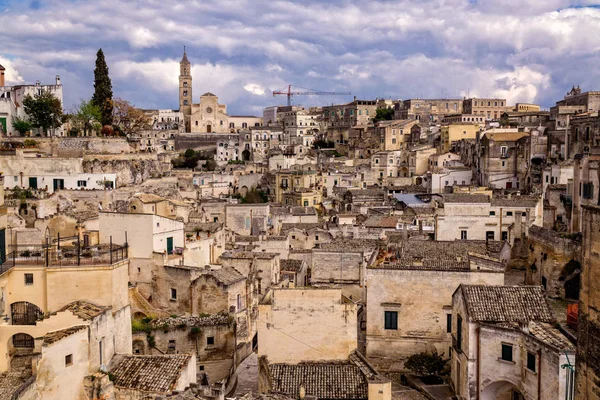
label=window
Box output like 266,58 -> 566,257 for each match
502,231 -> 508,241
501,146 -> 508,156
502,161 -> 506,167
237,294 -> 242,311
24,273 -> 33,286
461,230 -> 468,240
384,311 -> 398,330
506,211 -> 513,216
456,315 -> 462,350
65,354 -> 73,366
489,211 -> 496,216
486,231 -> 495,241
315,235 -> 319,241
527,351 -> 536,372
207,336 -> 215,346
501,343 -> 513,362
170,288 -> 177,300
168,340 -> 176,353
446,314 -> 452,333
77,180 -> 87,187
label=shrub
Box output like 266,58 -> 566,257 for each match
101,125 -> 114,136
184,148 -> 195,158
404,350 -> 447,377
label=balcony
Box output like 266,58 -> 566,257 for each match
2,242 -> 128,272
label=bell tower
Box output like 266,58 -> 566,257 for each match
179,47 -> 192,131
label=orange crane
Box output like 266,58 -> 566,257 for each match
273,84 -> 351,106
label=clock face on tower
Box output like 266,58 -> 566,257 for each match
206,107 -> 213,114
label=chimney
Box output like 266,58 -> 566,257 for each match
55,75 -> 61,86
0,67 -> 4,87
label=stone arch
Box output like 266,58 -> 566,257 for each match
481,380 -> 524,400
242,149 -> 251,162
8,332 -> 34,350
10,301 -> 43,325
240,186 -> 249,197
415,177 -> 423,185
132,311 -> 148,321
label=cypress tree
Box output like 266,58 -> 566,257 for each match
91,48 -> 113,126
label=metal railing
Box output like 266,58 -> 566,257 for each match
1,237 -> 128,270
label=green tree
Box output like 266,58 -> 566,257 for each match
404,350 -> 447,376
91,48 -> 113,126
184,148 -> 195,158
22,90 -> 64,136
71,99 -> 102,136
11,116 -> 32,136
372,108 -> 394,123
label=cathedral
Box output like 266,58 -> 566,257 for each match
178,49 -> 262,133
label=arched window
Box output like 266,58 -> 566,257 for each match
242,122 -> 248,128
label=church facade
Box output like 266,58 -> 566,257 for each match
178,49 -> 262,133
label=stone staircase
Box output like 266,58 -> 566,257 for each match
0,355 -> 34,400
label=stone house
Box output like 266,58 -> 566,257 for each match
365,240 -> 507,369
224,203 -> 270,235
478,129 -> 530,189
312,240 -> 380,301
376,119 -> 418,151
526,225 -> 581,299
258,288 -> 358,364
575,205 -> 600,398
219,251 -> 280,296
108,354 -> 197,399
280,259 -> 308,287
259,351 -> 391,400
435,193 -> 543,244
132,314 -> 235,383
451,285 -> 575,400
440,124 -> 479,153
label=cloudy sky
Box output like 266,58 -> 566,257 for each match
1,0 -> 600,115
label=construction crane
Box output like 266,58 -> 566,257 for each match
273,84 -> 351,107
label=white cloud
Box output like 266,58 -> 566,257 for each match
0,56 -> 24,85
244,83 -> 266,96
1,0 -> 599,111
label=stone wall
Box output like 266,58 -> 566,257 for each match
576,205 -> 600,399
82,155 -> 172,187
526,225 -> 581,299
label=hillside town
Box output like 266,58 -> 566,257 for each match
0,47 -> 599,400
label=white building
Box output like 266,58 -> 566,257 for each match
0,75 -> 64,136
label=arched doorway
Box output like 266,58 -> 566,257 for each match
481,380 -> 524,400
242,149 -> 251,162
132,311 -> 148,321
11,333 -> 34,349
562,259 -> 581,300
10,302 -> 43,325
207,125 -> 212,133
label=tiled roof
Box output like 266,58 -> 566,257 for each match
461,285 -> 553,323
235,235 -> 260,242
281,259 -> 304,272
268,362 -> 368,400
491,196 -> 540,208
43,325 -> 87,345
281,223 -> 321,234
528,322 -> 575,351
109,355 -> 192,393
375,240 -> 504,270
363,216 -> 399,228
442,193 -> 490,203
134,193 -> 165,203
59,300 -> 108,320
483,131 -> 529,142
207,267 -> 245,285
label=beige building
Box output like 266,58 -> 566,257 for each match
463,97 -> 508,120
451,285 -> 575,400
440,124 -> 479,153
365,240 -> 507,369
258,288 -> 357,364
514,103 -> 541,112
178,50 -> 262,133
377,119 -> 418,151
275,167 -> 321,204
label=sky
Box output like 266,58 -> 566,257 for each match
1,0 -> 600,116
